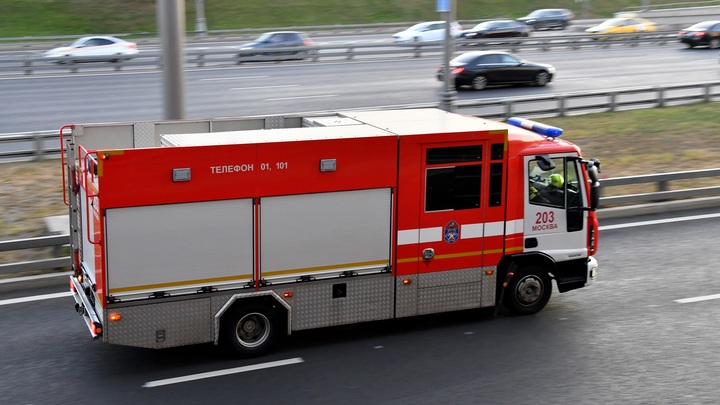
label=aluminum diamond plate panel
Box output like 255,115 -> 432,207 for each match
482,266 -> 497,307
133,122 -> 156,147
264,116 -> 285,129
278,274 -> 394,331
416,268 -> 487,316
395,275 -> 418,318
105,298 -> 212,348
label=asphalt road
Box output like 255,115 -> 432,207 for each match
1,41 -> 719,134
2,207 -> 720,404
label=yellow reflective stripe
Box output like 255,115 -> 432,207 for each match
396,245 -> 523,264
109,274 -> 250,294
262,259 -> 388,277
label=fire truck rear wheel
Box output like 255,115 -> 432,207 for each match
503,265 -> 552,315
222,304 -> 278,357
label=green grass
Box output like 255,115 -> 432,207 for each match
1,0 -> 671,37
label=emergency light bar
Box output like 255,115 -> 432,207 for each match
507,117 -> 563,137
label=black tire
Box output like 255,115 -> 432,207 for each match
534,71 -> 550,87
221,303 -> 278,357
503,265 -> 552,315
472,75 -> 487,90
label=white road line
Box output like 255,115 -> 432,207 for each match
200,76 -> 269,81
674,294 -> 720,304
229,85 -> 299,90
0,291 -> 72,306
265,94 -> 336,101
0,271 -> 71,284
143,357 -> 305,388
600,212 -> 720,231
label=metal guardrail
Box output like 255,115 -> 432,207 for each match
623,0 -> 720,12
0,31 -> 683,76
1,168 -> 719,277
3,80 -> 719,163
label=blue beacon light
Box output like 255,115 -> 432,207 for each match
507,117 -> 563,137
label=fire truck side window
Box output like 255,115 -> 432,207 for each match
425,145 -> 482,212
528,157 -> 565,208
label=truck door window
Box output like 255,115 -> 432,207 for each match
425,145 -> 482,212
528,157 -> 565,208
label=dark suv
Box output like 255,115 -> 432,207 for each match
237,31 -> 314,61
516,9 -> 575,30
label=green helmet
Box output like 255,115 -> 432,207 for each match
549,173 -> 564,188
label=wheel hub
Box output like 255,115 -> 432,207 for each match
516,276 -> 542,305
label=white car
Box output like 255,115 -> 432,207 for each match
43,36 -> 139,64
392,21 -> 462,43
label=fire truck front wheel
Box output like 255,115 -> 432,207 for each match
503,265 -> 552,315
222,304 -> 278,357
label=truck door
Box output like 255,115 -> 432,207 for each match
524,154 -> 587,258
418,142 -> 487,275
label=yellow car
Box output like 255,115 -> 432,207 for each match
585,17 -> 657,35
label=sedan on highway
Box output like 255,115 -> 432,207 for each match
516,8 -> 575,30
237,31 -> 314,60
585,16 -> 657,35
43,36 -> 138,64
392,21 -> 462,43
436,51 -> 555,90
456,20 -> 531,39
678,21 -> 720,48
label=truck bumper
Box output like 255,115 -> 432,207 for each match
585,256 -> 598,287
70,275 -> 103,339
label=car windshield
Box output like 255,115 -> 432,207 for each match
69,38 -> 90,47
527,10 -> 546,17
408,23 -> 432,31
689,21 -> 716,29
599,18 -> 623,27
453,53 -> 485,64
473,22 -> 494,30
255,33 -> 277,43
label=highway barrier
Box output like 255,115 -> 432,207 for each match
0,31 -> 684,76
2,169 -> 720,278
2,81 -> 719,163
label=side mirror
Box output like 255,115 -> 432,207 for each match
535,154 -> 555,171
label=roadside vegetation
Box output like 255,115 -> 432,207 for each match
2,0 -> 670,37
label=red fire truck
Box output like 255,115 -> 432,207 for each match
62,108 -> 601,357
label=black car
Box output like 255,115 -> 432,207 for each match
436,51 -> 555,90
678,21 -> 720,49
237,31 -> 313,60
456,20 -> 531,39
516,9 -> 575,30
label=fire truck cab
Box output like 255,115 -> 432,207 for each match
63,108 -> 600,357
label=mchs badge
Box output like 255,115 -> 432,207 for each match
444,220 -> 460,244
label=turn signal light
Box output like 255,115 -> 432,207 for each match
283,292 -> 293,298
402,278 -> 412,285
109,313 -> 122,322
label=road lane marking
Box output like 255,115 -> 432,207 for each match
265,94 -> 336,101
143,357 -> 305,388
600,212 -> 720,231
0,271 -> 72,284
200,76 -> 269,81
229,85 -> 299,90
674,294 -> 720,304
0,291 -> 71,306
